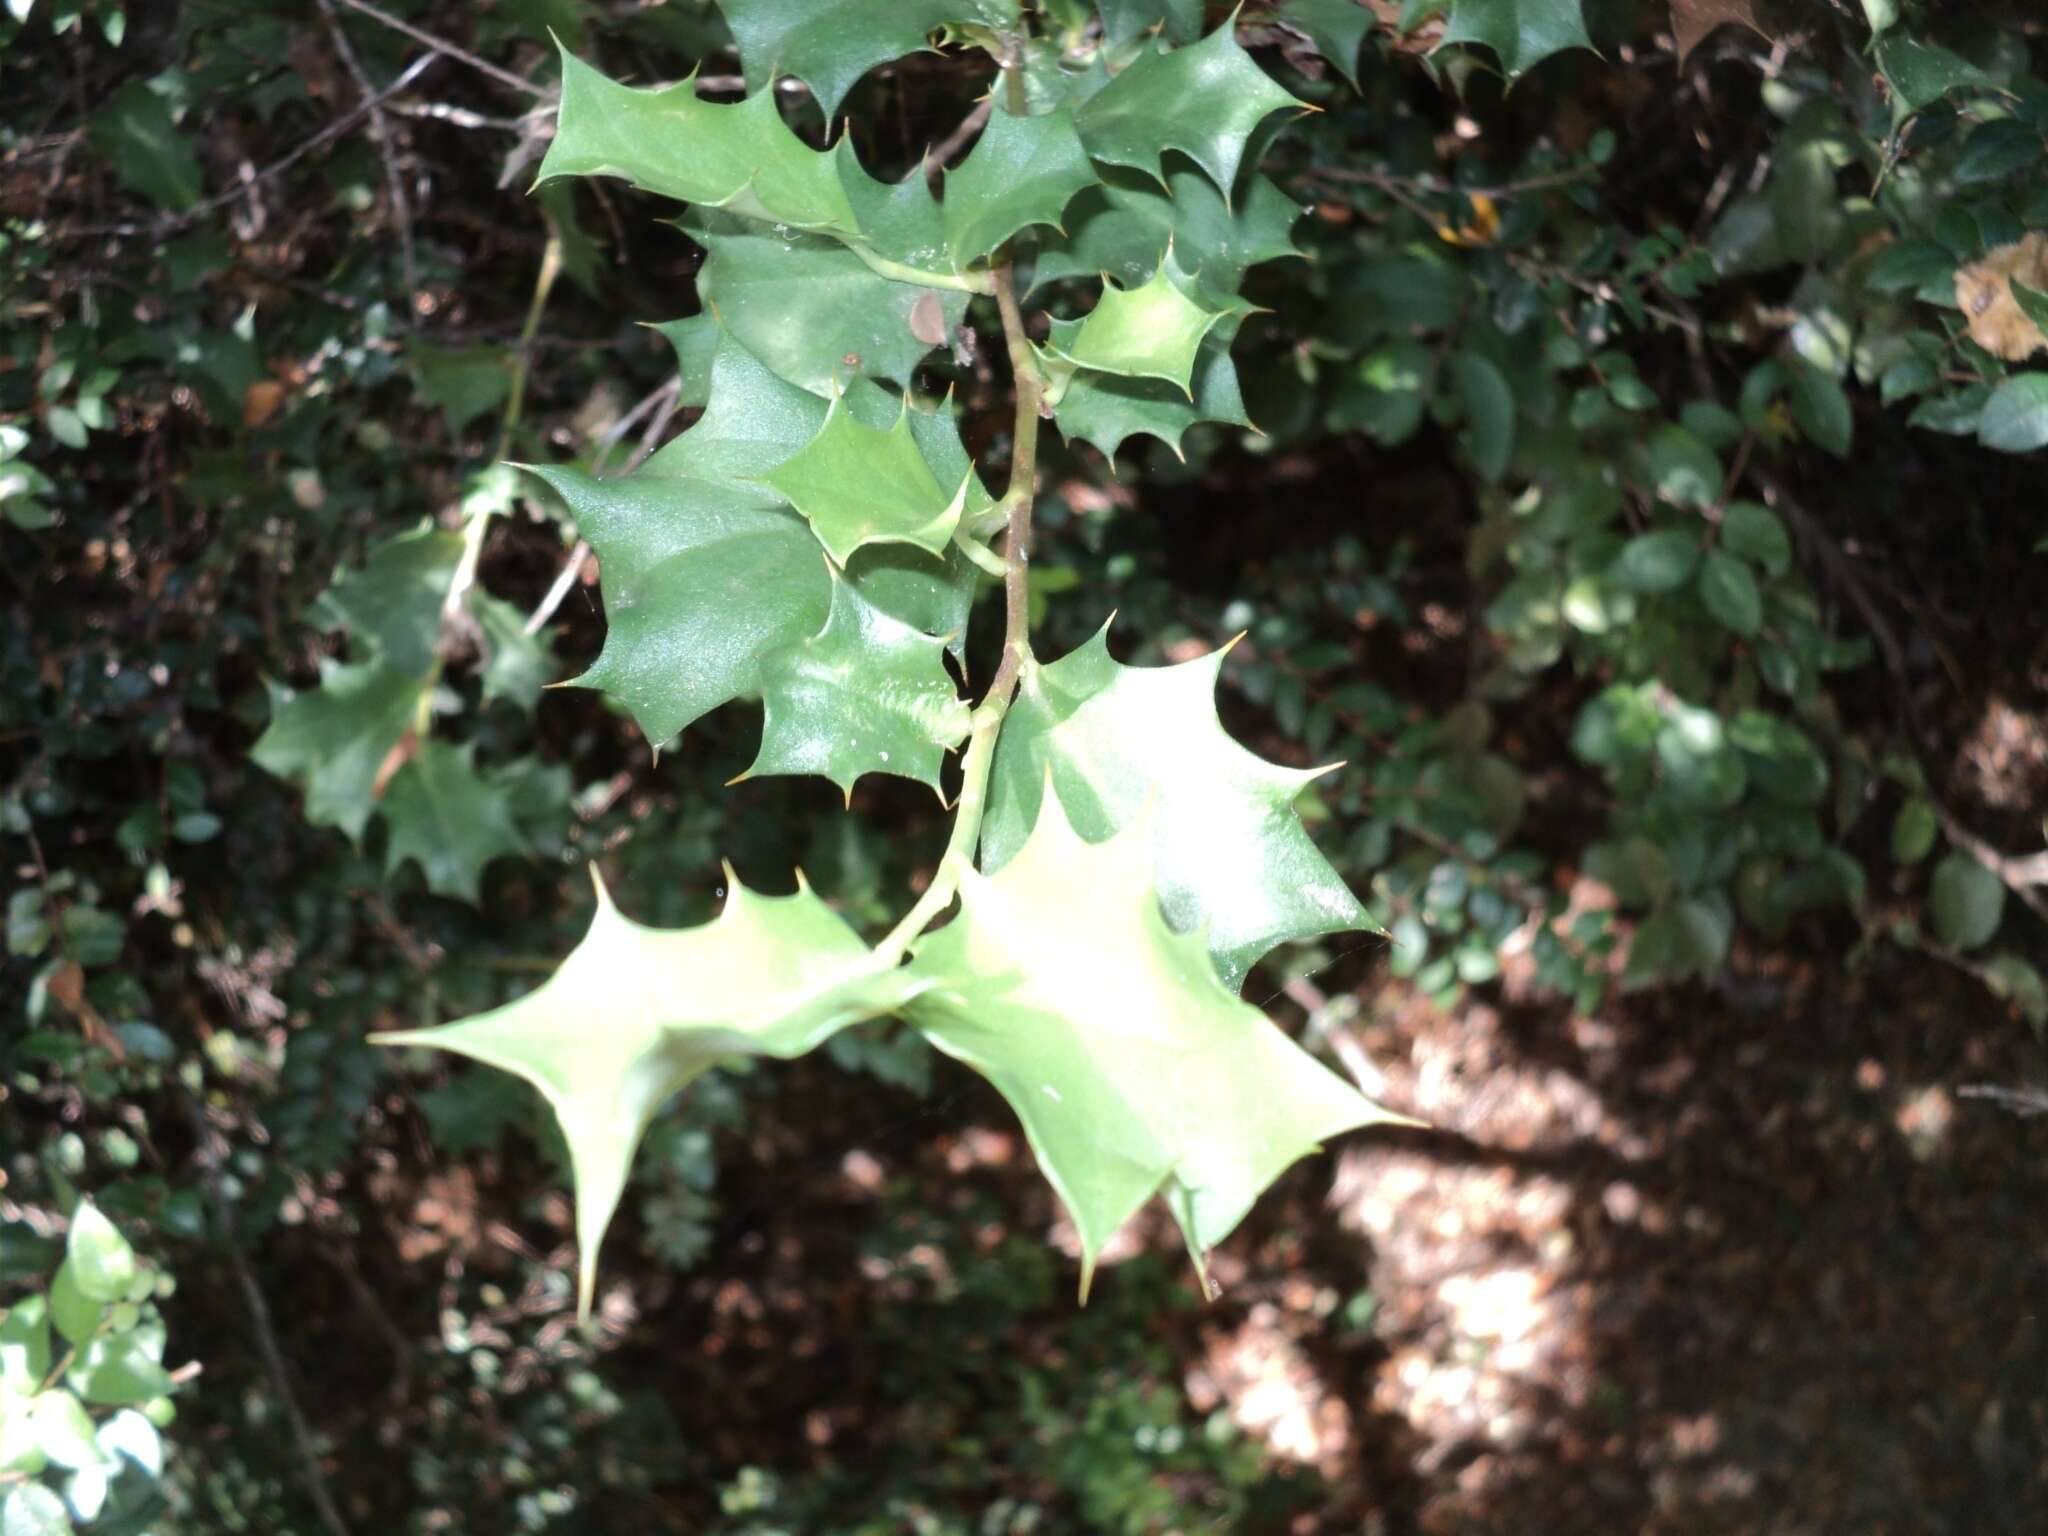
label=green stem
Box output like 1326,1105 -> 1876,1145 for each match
873,703 -> 1001,966
873,258 -> 1042,963
849,243 -> 995,294
436,227 -> 563,649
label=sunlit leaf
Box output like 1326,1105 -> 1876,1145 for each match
983,622 -> 1371,987
743,578 -> 970,797
908,802 -> 1404,1296
375,869 -> 929,1314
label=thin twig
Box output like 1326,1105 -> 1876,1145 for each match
333,0 -> 547,98
318,0 -> 416,293
872,246 -> 1041,968
177,1089 -> 353,1536
1301,164 -> 1593,201
525,541 -> 590,636
925,94 -> 994,192
1747,462 -> 2048,924
59,54 -> 439,239
1957,1084 -> 2048,1117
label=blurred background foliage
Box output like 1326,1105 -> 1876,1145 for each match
4,0 -> 2047,1531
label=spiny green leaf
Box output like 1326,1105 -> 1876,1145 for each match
1436,0 -> 1594,79
537,49 -> 859,235
380,740 -> 529,903
1277,0 -> 1376,86
1044,256 -> 1235,393
374,868 -> 928,1314
942,100 -> 1098,266
744,579 -> 970,797
652,314 -> 720,409
307,525 -> 462,677
686,209 -> 966,392
719,0 -> 1018,121
1045,325 -> 1251,463
908,803 -> 1403,1298
1075,19 -> 1304,200
1095,0 -> 1202,45
761,394 -> 968,563
534,331 -> 976,749
1030,160 -> 1303,303
473,593 -> 554,711
251,660 -> 424,841
983,623 -> 1371,987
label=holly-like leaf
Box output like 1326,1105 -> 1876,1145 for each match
1436,0 -> 1594,79
473,593 -> 554,711
307,524 -> 462,676
537,48 -> 859,236
1046,325 -> 1252,462
250,660 -> 423,840
380,740 -> 529,903
744,578 -> 970,797
1031,160 -> 1303,303
1277,0 -> 1377,86
941,100 -> 1098,266
1075,19 -> 1304,200
374,868 -> 929,1314
686,209 -> 966,392
719,0 -> 1017,121
538,44 -> 1003,307
761,393 -> 969,563
1042,256 -> 1235,393
907,802 -> 1402,1296
1095,0 -> 1203,46
982,623 -> 1371,987
533,331 -> 977,749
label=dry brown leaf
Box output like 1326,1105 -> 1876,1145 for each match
242,378 -> 286,430
1672,0 -> 1771,67
1366,0 -> 1445,57
1955,232 -> 2048,361
908,290 -> 949,347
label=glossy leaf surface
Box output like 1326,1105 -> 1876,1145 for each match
1043,258 -> 1234,393
1074,20 -> 1302,198
745,579 -> 970,797
941,101 -> 1098,266
761,395 -> 966,563
718,0 -> 1015,120
982,624 -> 1371,987
907,803 -> 1400,1295
1437,0 -> 1593,79
375,871 -> 927,1314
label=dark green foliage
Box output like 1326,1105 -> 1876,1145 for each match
4,1 -> 2047,1532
